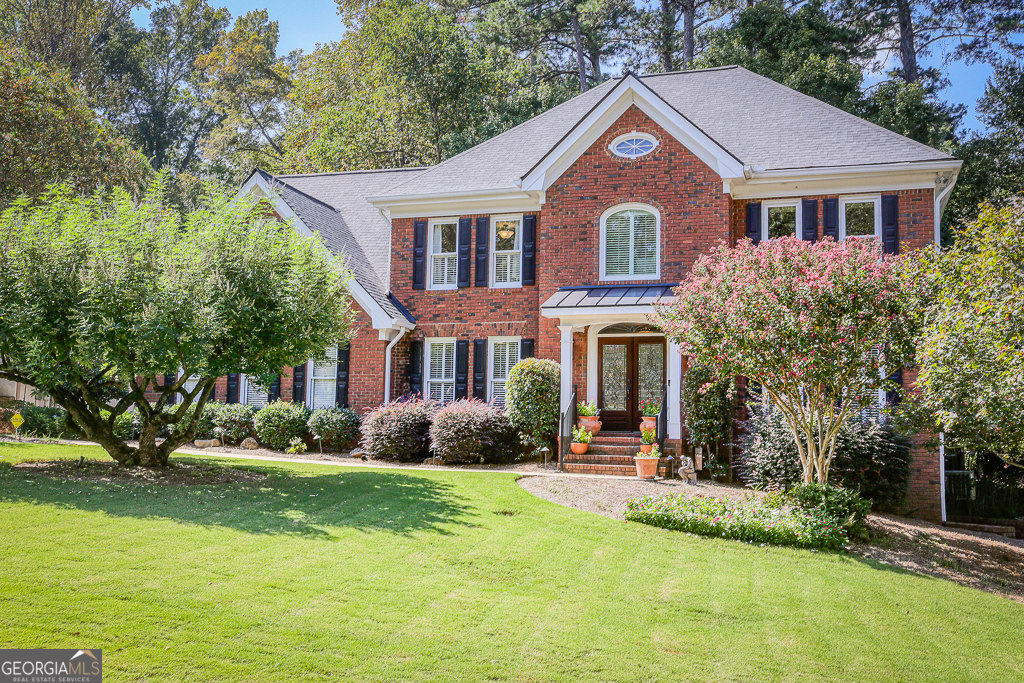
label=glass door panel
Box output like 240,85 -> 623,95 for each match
637,342 -> 665,410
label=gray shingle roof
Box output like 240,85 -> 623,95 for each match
382,66 -> 955,197
258,168 -> 423,325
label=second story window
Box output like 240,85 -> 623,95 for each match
492,216 -> 522,287
426,339 -> 456,402
601,204 -> 660,281
763,202 -> 800,240
430,219 -> 458,289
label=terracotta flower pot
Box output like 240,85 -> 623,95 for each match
638,443 -> 653,454
578,415 -> 602,436
640,415 -> 657,432
635,456 -> 660,480
570,442 -> 589,455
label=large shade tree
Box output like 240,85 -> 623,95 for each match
0,181 -> 353,467
656,236 -> 918,484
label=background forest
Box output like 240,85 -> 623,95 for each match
1,0 -> 1021,237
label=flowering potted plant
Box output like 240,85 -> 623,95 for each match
576,401 -> 601,436
639,398 -> 661,431
639,427 -> 656,453
570,426 -> 592,454
635,443 -> 661,480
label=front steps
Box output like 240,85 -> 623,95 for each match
561,432 -> 676,478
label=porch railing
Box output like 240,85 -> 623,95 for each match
558,387 -> 577,472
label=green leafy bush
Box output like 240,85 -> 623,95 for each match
737,399 -> 911,511
307,407 -> 360,450
208,403 -> 256,445
360,399 -> 434,461
18,405 -> 69,438
624,494 -> 847,550
682,365 -> 734,477
505,358 -> 560,451
254,400 -> 311,451
788,483 -> 872,540
429,399 -> 519,464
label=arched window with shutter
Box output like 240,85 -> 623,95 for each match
600,204 -> 660,281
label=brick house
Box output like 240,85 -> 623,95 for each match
230,67 -> 960,520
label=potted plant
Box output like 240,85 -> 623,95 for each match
570,426 -> 591,454
639,398 -> 661,432
576,401 -> 601,436
639,427 -> 656,453
635,443 -> 661,480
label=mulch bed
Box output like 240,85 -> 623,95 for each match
13,459 -> 267,486
518,474 -> 1024,604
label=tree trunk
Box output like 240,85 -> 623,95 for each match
588,45 -> 602,82
659,0 -> 675,72
570,8 -> 588,93
895,0 -> 918,83
682,0 -> 695,69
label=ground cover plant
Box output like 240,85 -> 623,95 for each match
1,441 -> 1021,682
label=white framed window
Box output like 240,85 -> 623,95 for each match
429,218 -> 459,290
600,203 -> 660,281
178,370 -> 200,395
491,215 -> 522,287
309,347 -> 338,409
426,338 -> 456,402
762,201 -> 802,241
609,132 -> 658,159
840,195 -> 882,240
241,375 -> 269,408
489,337 -> 521,405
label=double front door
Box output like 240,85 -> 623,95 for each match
598,336 -> 665,432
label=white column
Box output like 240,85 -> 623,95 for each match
667,340 -> 682,439
558,325 -> 575,412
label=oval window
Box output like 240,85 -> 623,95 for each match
610,133 -> 657,159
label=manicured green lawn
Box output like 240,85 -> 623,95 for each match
0,442 -> 1021,682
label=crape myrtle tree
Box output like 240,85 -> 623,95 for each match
655,236 -> 918,485
0,180 -> 353,467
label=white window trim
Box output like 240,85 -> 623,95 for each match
599,203 -> 662,282
761,200 -> 802,242
490,214 -> 523,289
428,217 -> 460,291
240,373 -> 270,407
488,336 -> 521,404
307,348 -> 340,409
425,337 -> 457,403
839,194 -> 882,241
609,131 -> 659,160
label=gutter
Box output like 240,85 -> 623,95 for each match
383,328 -> 407,403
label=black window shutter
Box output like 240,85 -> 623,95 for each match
885,369 -> 903,406
473,339 -> 487,400
457,217 -> 472,288
226,373 -> 240,404
745,203 -> 761,245
413,220 -> 427,290
164,373 -> 177,405
268,375 -> 281,403
408,340 -> 423,397
823,198 -> 839,241
292,363 -> 306,404
336,344 -> 350,408
475,217 -> 489,287
522,215 -> 537,285
881,194 -> 899,254
801,199 -> 818,242
521,339 -> 535,359
455,340 -> 469,399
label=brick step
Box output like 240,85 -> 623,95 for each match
564,452 -> 641,465
561,462 -> 672,477
590,435 -> 643,446
586,444 -> 648,456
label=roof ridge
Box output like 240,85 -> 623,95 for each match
277,167 -> 429,179
639,65 -> 740,78
265,174 -> 340,213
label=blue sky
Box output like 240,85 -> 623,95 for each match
133,0 -> 1002,132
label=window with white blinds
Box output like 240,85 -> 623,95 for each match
601,207 -> 659,280
430,220 -> 458,289
180,373 -> 200,395
492,217 -> 522,287
860,346 -> 886,421
244,375 -> 269,408
489,338 -> 520,405
426,340 -> 456,402
310,347 -> 338,409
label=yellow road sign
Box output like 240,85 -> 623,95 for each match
10,413 -> 24,429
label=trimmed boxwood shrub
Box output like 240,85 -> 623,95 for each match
360,399 -> 434,462
429,399 -> 520,464
206,403 -> 256,445
624,494 -> 848,550
505,358 -> 560,451
254,400 -> 311,450
307,407 -> 360,450
19,405 -> 70,438
737,399 -> 911,511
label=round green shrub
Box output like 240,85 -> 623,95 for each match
18,405 -> 70,438
360,399 -> 434,461
254,400 -> 311,450
505,358 -> 560,451
429,399 -> 520,464
166,402 -> 221,441
737,399 -> 911,511
207,403 -> 256,445
787,483 -> 872,540
307,407 -> 361,450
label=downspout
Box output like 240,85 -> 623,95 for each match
939,432 -> 947,524
383,327 -> 407,404
933,175 -> 957,247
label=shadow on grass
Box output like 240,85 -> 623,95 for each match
0,455 -> 477,538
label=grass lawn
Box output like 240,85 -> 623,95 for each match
0,442 -> 1021,682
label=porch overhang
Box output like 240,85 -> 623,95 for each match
540,284 -> 677,325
